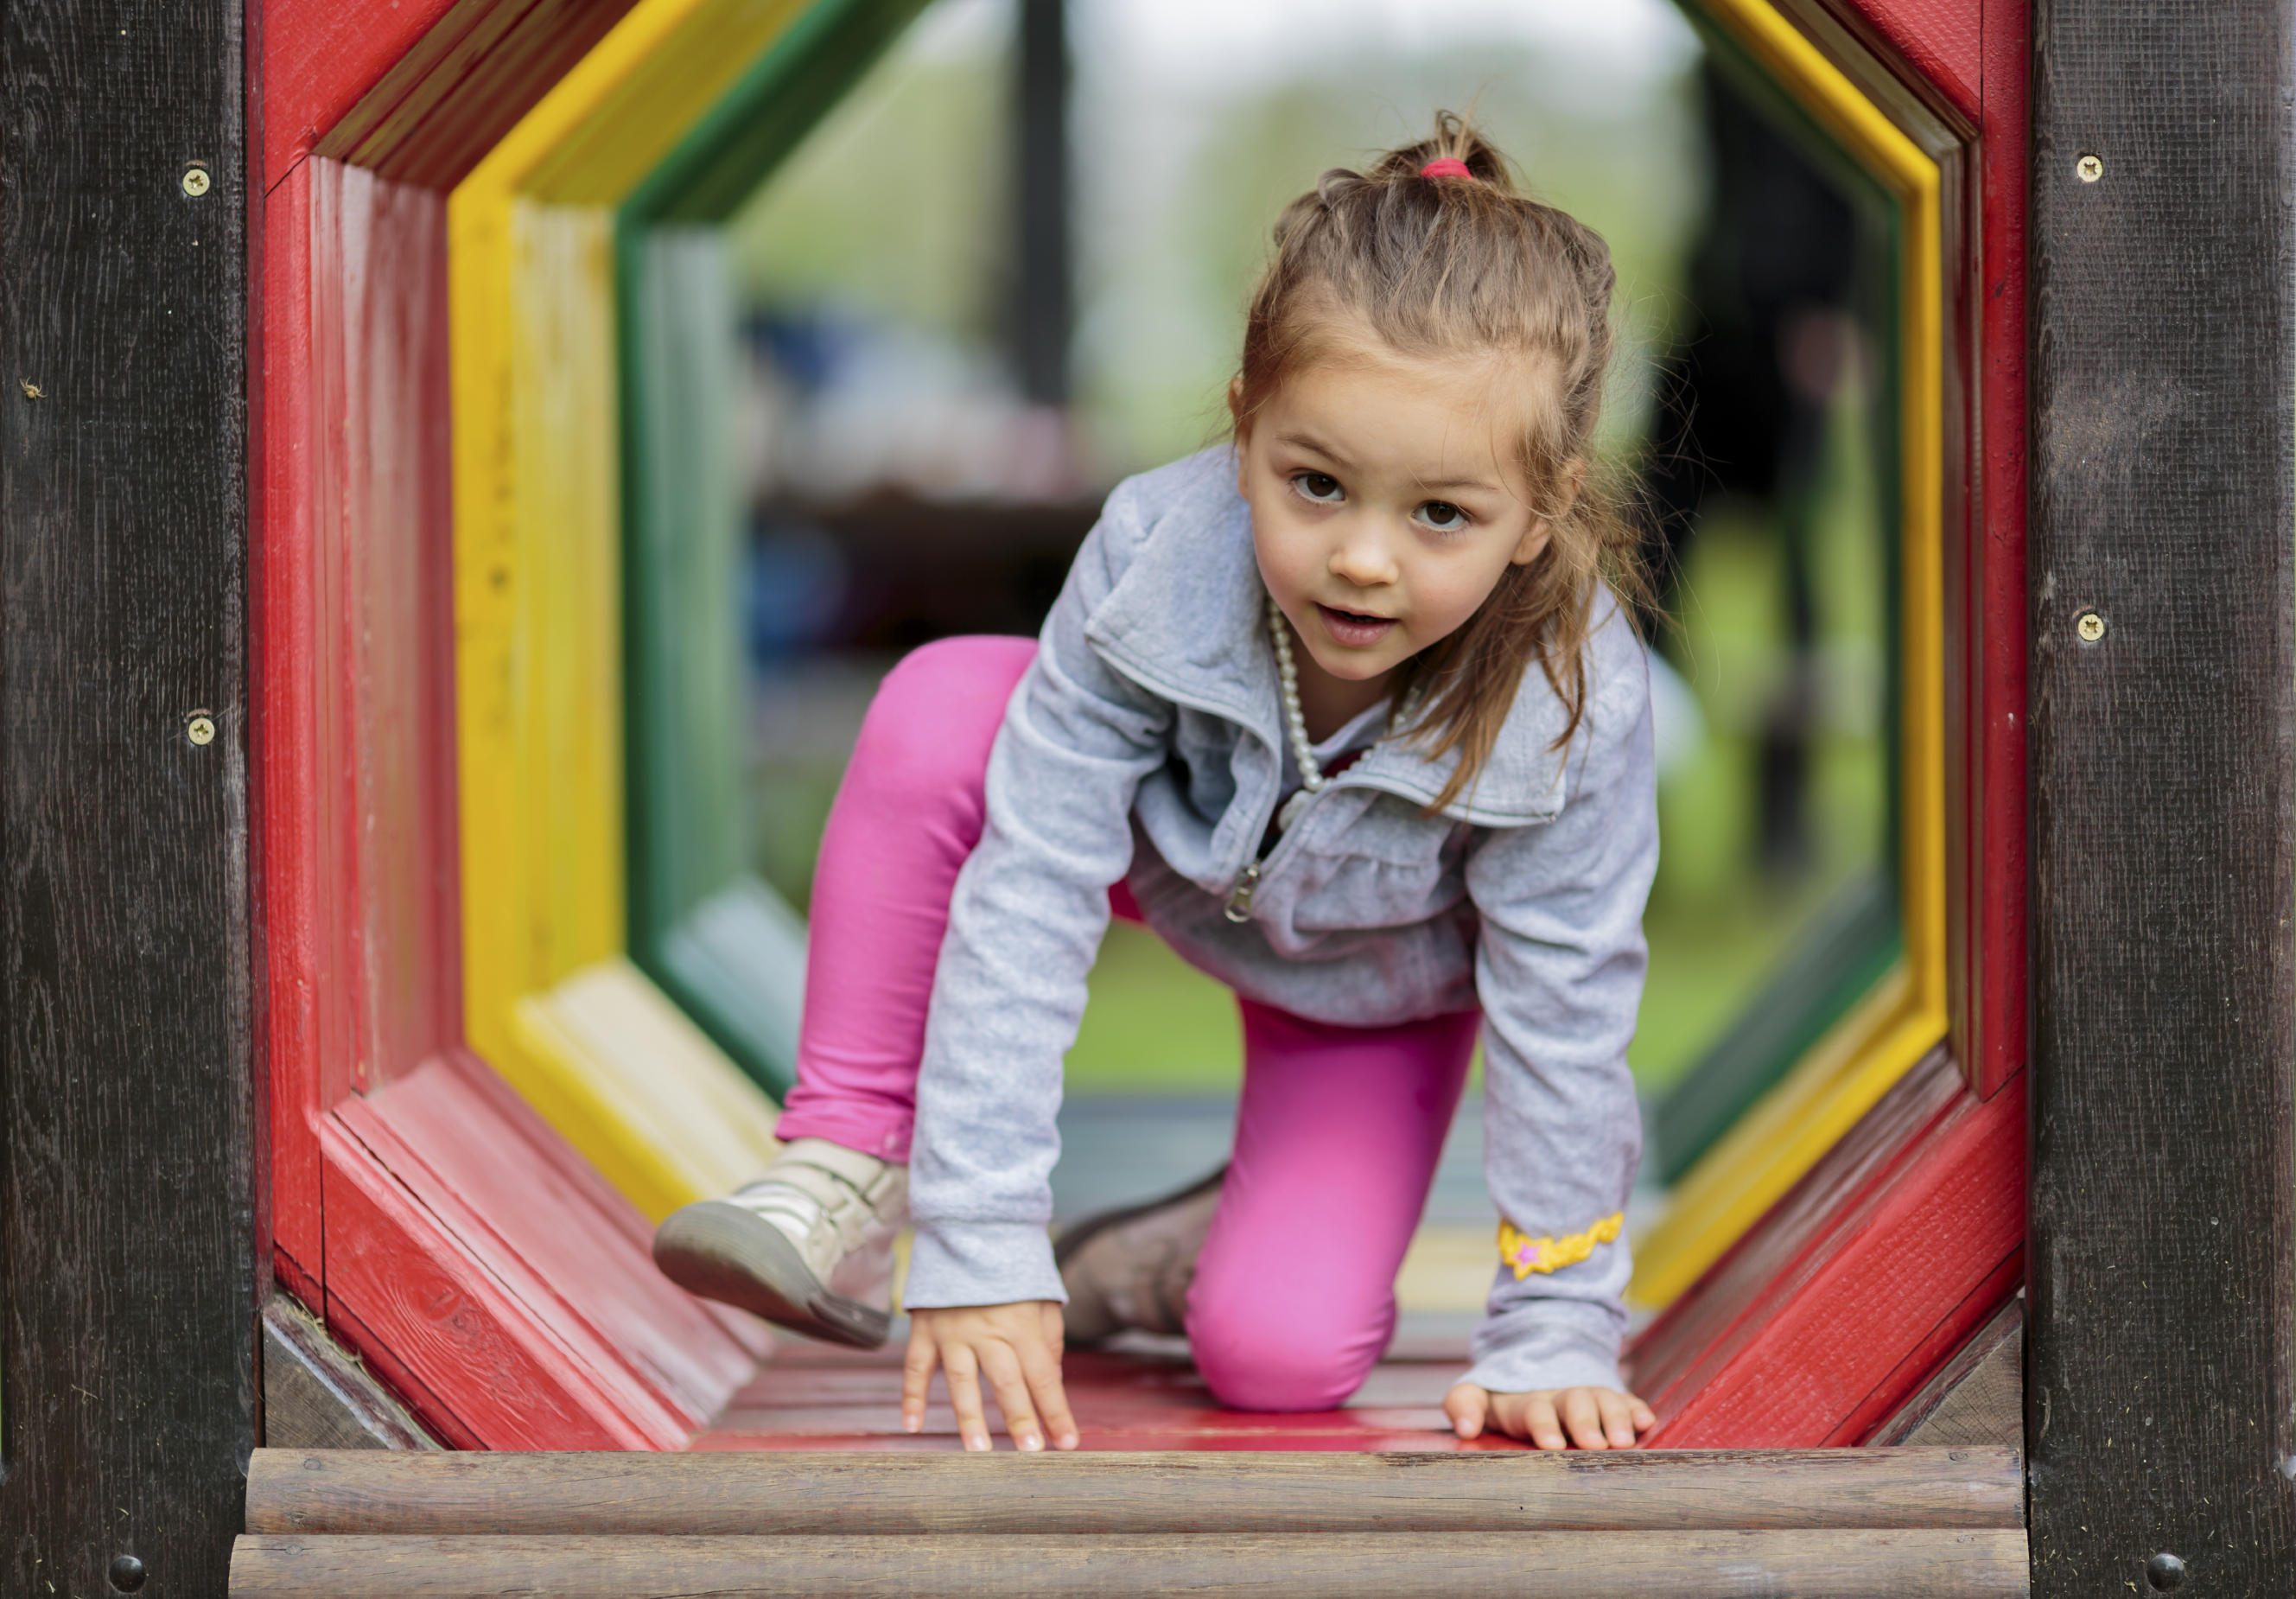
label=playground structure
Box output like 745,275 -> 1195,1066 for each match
0,0 -> 2290,1596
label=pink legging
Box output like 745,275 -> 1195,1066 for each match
779,636 -> 1477,1411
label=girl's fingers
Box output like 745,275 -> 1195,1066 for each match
1015,1325 -> 1080,1450
900,1326 -> 941,1435
1560,1388 -> 1609,1450
1523,1393 -> 1568,1451
941,1342 -> 993,1452
974,1338 -> 1046,1453
1598,1390 -> 1639,1449
1442,1382 -> 1489,1440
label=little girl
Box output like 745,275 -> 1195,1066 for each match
658,116 -> 1659,1453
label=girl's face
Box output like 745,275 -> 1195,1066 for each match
1236,344 -> 1559,696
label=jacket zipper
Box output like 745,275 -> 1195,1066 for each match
1223,859 -> 1261,922
1223,785 -> 1326,922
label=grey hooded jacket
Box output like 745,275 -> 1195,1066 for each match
905,449 -> 1657,1396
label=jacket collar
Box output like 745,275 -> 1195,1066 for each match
1084,451 -> 1576,825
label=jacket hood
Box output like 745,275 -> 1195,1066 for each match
1083,449 -> 1634,826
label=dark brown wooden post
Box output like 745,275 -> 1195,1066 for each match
1011,0 -> 1069,408
0,2 -> 256,1595
2029,0 -> 2296,1591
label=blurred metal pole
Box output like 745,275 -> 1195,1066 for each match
1013,0 -> 1070,407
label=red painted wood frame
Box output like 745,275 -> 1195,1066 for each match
247,0 -> 2031,1450
256,0 -> 770,1449
1624,0 -> 2028,1445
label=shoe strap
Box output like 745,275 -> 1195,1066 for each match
777,1137 -> 906,1214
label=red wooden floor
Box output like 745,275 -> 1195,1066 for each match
690,1335 -> 1528,1453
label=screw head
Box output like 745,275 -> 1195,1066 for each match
2077,153 -> 2104,183
181,163 -> 211,197
186,712 -> 217,746
2147,1551 -> 2186,1590
109,1554 -> 147,1592
2076,611 -> 2107,643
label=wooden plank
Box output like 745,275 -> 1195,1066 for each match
446,7 -> 805,1215
246,1447 -> 2024,1535
267,143 -> 772,1450
1629,1050 -> 2026,1446
1650,873 -> 1901,1183
319,1118 -> 663,1450
2027,0 -> 2296,1589
1871,1294 -> 2021,1449
229,1531 -> 2030,1598
1832,0 -> 1981,124
619,0 -> 928,1099
312,0 -> 640,190
1632,1048 -> 1964,1398
259,154 -> 334,1285
1957,0 -> 2029,1104
1632,0 -> 1956,1312
262,1293 -> 442,1451
339,1049 -> 765,1424
0,2 -> 253,1594
260,0 -> 462,188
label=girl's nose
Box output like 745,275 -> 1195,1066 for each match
1328,526 -> 1400,588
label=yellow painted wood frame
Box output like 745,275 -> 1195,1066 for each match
448,0 -> 817,1220
1628,0 -> 1949,1309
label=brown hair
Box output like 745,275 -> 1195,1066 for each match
1231,111 -> 1650,812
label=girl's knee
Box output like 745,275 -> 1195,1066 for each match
848,636 -> 1037,805
1187,1302 -> 1387,1412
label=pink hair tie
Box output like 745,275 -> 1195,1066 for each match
1420,157 -> 1474,181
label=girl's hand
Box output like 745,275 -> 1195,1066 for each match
904,1301 -> 1078,1453
1444,1381 -> 1655,1449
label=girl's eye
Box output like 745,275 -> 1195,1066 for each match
1293,472 -> 1345,503
1417,500 -> 1470,531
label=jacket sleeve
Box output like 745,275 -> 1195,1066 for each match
902,483 -> 1178,1309
1460,621 -> 1657,1394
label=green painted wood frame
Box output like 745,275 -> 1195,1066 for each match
619,0 -> 934,1097
613,0 -> 1918,1145
1645,8 -> 1909,1183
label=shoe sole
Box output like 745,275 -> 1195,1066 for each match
653,1201 -> 891,1350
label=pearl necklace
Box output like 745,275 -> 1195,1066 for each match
1267,596 -> 1420,833
1268,596 -> 1326,833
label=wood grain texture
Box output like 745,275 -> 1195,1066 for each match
1962,0 -> 2028,1103
263,1292 -> 442,1451
0,3 -> 254,1595
1634,0 -> 1956,1313
260,154 -> 333,1286
313,0 -> 639,190
1629,1049 -> 2026,1446
228,1531 -> 2030,1598
1835,0 -> 1979,122
245,1447 -> 2025,1536
1871,1294 -> 2021,1449
340,1048 -> 766,1426
2028,0 -> 2296,1589
260,0 -> 461,188
263,105 -> 774,1458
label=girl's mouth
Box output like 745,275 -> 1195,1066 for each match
1316,603 -> 1397,648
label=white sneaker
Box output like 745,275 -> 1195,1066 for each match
653,1138 -> 907,1348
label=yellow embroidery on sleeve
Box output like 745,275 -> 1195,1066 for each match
1498,1212 -> 1624,1279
